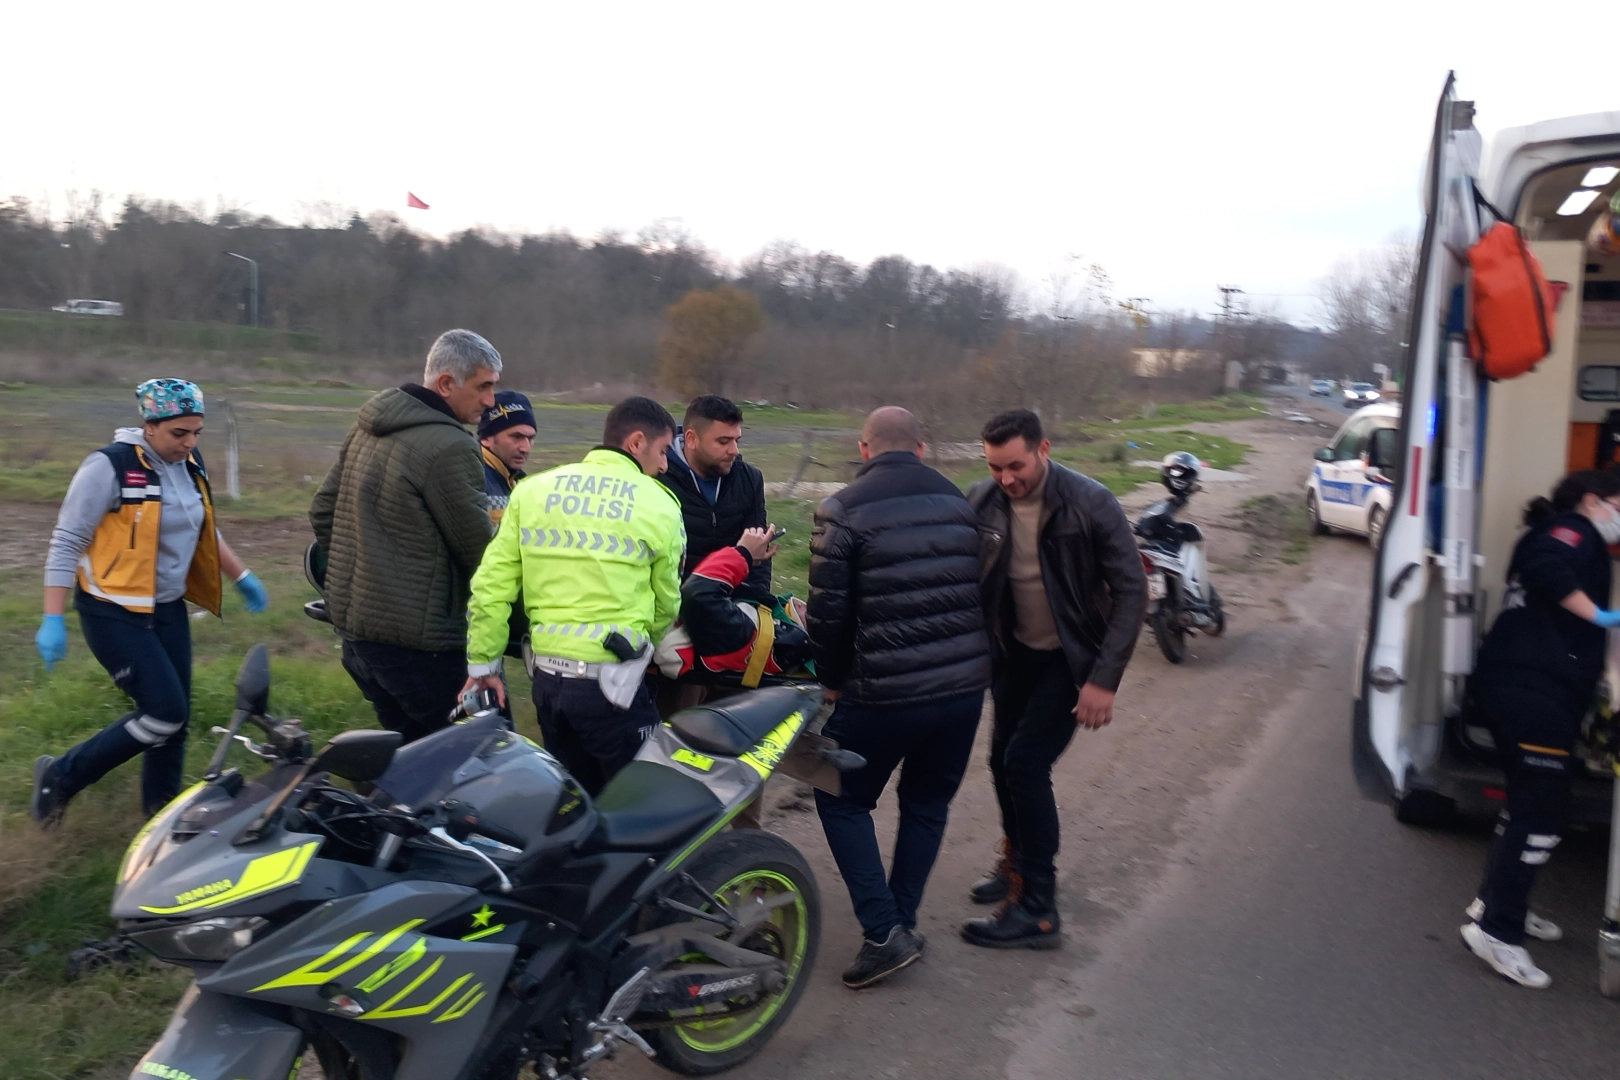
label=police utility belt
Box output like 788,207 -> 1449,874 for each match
523,640 -> 654,710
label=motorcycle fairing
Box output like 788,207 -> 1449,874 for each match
206,881 -> 518,1080
129,984 -> 303,1080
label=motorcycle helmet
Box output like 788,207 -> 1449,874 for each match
1161,451 -> 1201,495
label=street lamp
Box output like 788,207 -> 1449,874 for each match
226,252 -> 258,328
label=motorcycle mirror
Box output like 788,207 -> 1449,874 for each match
234,644 -> 272,715
312,730 -> 403,783
1313,447 -> 1334,462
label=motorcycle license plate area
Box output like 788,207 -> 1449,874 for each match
1148,572 -> 1166,600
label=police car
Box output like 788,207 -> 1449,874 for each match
1305,403 -> 1401,545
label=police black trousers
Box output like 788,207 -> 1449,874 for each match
1474,685 -> 1585,946
533,671 -> 659,796
991,641 -> 1086,881
55,597 -> 192,816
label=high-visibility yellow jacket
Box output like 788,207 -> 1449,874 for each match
467,447 -> 686,672
78,441 -> 221,615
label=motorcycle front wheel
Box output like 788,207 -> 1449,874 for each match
649,829 -> 821,1075
1150,600 -> 1187,664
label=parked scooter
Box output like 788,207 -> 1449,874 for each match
1135,451 -> 1226,664
114,644 -> 858,1080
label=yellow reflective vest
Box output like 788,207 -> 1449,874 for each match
468,447 -> 685,668
78,441 -> 222,615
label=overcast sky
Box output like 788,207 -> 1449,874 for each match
6,0 -> 1617,323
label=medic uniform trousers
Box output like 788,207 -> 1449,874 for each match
55,442 -> 218,815
55,597 -> 193,815
1474,683 -> 1583,946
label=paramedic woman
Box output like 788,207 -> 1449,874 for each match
1461,469 -> 1620,988
30,379 -> 269,828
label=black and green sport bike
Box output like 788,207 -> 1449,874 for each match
113,646 -> 856,1079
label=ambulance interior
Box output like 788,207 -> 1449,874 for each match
1449,157 -> 1620,797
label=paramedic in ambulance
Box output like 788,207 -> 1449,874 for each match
462,397 -> 686,795
1460,469 -> 1620,988
31,378 -> 268,829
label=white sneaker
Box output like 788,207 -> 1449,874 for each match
1464,898 -> 1562,942
1460,922 -> 1551,989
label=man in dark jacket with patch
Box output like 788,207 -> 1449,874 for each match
659,395 -> 769,591
479,390 -> 536,528
310,329 -> 500,742
961,408 -> 1146,950
807,406 -> 991,990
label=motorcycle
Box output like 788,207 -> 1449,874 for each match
1135,486 -> 1225,664
114,644 -> 857,1080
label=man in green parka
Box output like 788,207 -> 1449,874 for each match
310,329 -> 500,742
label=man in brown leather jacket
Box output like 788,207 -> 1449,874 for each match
961,408 -> 1147,949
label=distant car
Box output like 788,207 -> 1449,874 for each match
1305,403 -> 1401,545
52,299 -> 124,316
1310,379 -> 1334,396
1343,381 -> 1380,407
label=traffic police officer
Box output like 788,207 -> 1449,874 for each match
1462,469 -> 1620,988
463,396 -> 686,794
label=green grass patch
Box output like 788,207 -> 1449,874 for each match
1235,493 -> 1317,566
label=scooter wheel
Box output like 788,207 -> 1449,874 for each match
1150,604 -> 1187,664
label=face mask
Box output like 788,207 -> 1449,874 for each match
1596,507 -> 1620,546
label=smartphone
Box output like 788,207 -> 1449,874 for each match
770,526 -> 788,541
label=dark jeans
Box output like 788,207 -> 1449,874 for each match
341,638 -> 466,744
534,672 -> 660,796
813,691 -> 983,940
991,642 -> 1084,881
1474,685 -> 1585,946
56,597 -> 192,815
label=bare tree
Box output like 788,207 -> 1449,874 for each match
1316,233 -> 1417,381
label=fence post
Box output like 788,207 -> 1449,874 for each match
223,400 -> 241,500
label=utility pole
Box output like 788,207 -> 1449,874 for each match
226,252 -> 258,328
1216,285 -> 1245,394
1217,285 -> 1244,322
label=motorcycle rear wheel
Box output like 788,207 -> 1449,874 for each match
1150,602 -> 1187,664
649,829 -> 821,1075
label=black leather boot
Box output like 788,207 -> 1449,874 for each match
969,838 -> 1014,904
960,872 -> 1061,949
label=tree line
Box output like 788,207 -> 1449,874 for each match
0,192 -> 1374,412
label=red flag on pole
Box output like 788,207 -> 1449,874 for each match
406,192 -> 430,210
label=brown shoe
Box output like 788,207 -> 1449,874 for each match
969,837 -> 1014,904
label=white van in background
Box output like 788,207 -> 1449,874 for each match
1353,77 -> 1620,831
52,299 -> 123,316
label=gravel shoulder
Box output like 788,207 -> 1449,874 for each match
603,394 -> 1363,1079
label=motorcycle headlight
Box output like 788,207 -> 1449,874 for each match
127,916 -> 268,963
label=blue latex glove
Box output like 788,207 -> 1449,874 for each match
1596,608 -> 1620,628
36,614 -> 67,670
235,571 -> 269,614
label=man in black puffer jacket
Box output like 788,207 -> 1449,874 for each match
807,406 -> 990,990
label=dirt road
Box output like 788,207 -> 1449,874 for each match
603,395 -> 1364,1079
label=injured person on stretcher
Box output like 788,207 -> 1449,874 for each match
655,540 -> 816,688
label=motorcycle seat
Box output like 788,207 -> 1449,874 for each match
580,761 -> 721,854
667,686 -> 812,758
